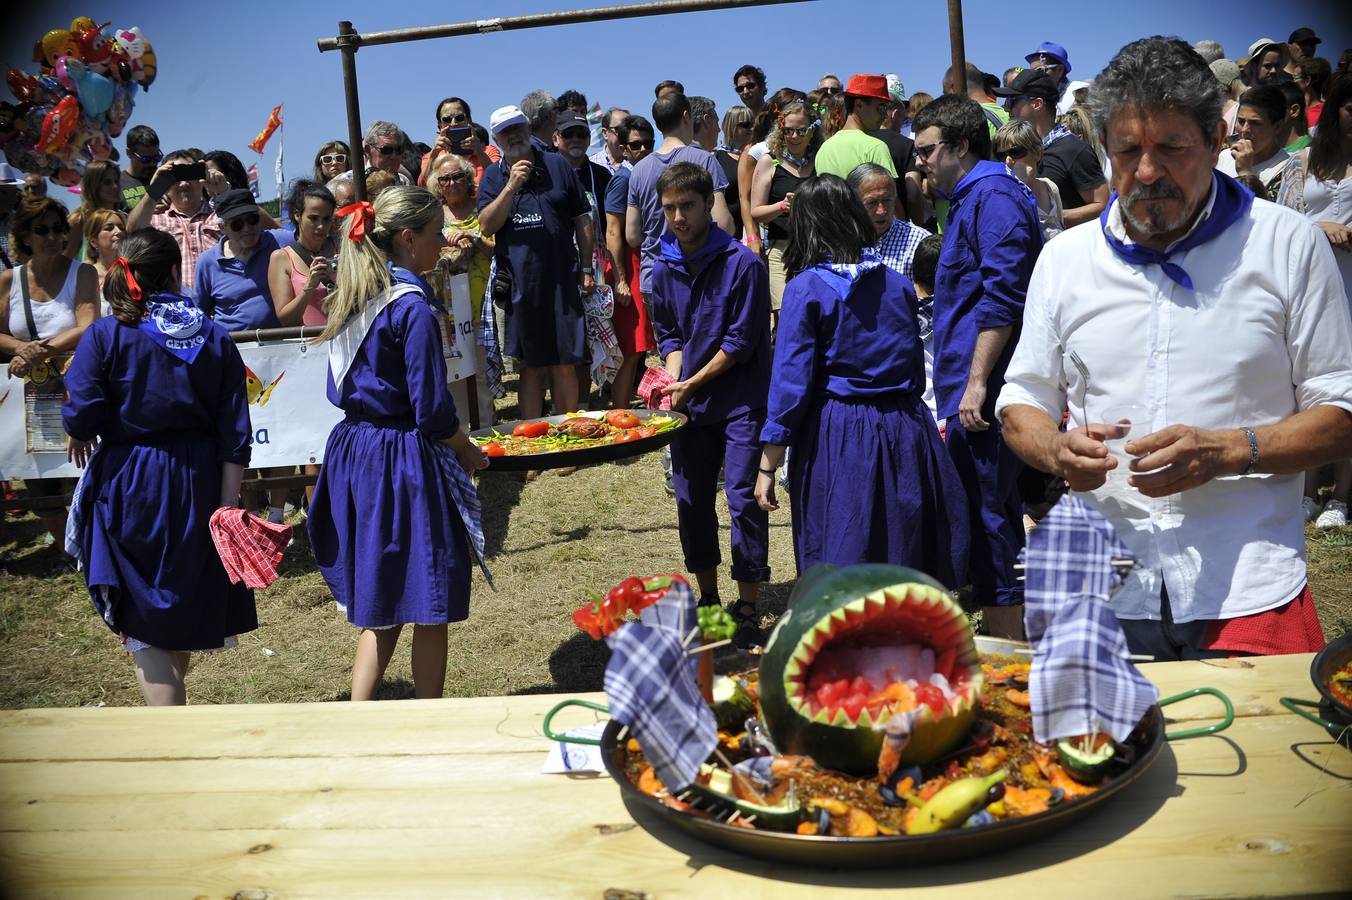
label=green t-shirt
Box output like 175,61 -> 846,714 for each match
981,102 -> 1010,140
815,130 -> 898,181
1283,134 -> 1312,154
119,169 -> 148,212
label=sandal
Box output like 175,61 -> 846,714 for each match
731,598 -> 762,650
697,593 -> 721,609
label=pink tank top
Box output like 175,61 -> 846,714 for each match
287,247 -> 329,326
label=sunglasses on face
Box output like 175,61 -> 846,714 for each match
373,144 -> 400,156
996,145 -> 1031,160
30,221 -> 70,237
321,153 -> 348,165
782,125 -> 814,138
437,172 -> 470,184
627,139 -> 654,150
439,112 -> 469,126
735,81 -> 760,94
131,150 -> 162,164
734,121 -> 752,130
915,140 -> 951,161
560,128 -> 589,141
821,86 -> 841,95
228,214 -> 260,231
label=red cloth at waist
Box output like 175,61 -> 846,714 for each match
1201,584 -> 1326,656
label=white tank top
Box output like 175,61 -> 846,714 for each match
8,260 -> 80,341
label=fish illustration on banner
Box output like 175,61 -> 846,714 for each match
248,103 -> 282,154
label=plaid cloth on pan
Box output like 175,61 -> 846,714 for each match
637,577 -> 698,643
1022,495 -> 1158,744
209,507 -> 292,589
605,616 -> 716,792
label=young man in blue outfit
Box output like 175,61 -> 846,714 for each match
913,94 -> 1043,619
649,162 -> 772,648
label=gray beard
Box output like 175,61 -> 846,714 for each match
1120,183 -> 1193,236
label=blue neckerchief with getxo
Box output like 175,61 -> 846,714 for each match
139,292 -> 208,364
1098,172 -> 1254,291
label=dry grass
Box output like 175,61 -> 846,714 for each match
1,401 -> 1349,707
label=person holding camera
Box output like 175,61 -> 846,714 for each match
478,105 -> 595,422
125,150 -> 231,292
418,98 -> 498,190
268,179 -> 338,327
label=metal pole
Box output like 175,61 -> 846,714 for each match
947,0 -> 967,95
318,0 -> 810,52
337,20 -> 367,202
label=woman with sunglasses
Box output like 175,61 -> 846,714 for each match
750,100 -> 822,324
430,152 -> 496,427
62,227 -> 256,705
0,198 -> 100,545
753,175 -> 968,581
313,141 -> 351,183
715,106 -> 753,240
418,98 -> 499,189
993,120 -> 1063,240
737,88 -> 808,256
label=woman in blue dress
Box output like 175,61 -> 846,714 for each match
62,228 -> 255,706
753,175 -> 969,586
307,186 -> 489,701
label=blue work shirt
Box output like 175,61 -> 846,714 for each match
762,258 -> 924,446
649,226 -> 771,425
932,160 -> 1041,421
194,228 -> 293,333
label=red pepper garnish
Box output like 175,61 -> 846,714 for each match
570,574 -> 689,639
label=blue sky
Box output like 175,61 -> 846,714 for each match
6,0 -> 1350,207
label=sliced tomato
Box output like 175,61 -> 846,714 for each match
483,442 -> 507,457
635,426 -> 657,438
605,409 -> 642,429
511,420 -> 550,438
613,429 -> 644,443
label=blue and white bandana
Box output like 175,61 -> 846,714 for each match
139,294 -> 207,365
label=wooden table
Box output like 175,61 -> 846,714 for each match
1,653 -> 1349,898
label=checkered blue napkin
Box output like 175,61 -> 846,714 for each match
637,577 -> 698,639
1022,495 -> 1158,743
605,581 -> 716,792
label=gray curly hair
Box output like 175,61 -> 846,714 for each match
1086,36 -> 1224,144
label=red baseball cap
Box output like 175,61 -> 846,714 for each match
844,74 -> 891,102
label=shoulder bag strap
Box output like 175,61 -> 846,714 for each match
17,264 -> 39,341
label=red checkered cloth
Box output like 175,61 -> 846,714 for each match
638,366 -> 675,411
1201,584 -> 1326,656
209,507 -> 292,589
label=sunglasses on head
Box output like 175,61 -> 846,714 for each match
30,221 -> 70,237
321,153 -> 348,165
997,145 -> 1031,160
439,112 -> 469,126
627,139 -> 654,150
228,213 -> 260,231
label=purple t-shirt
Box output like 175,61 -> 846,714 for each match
626,145 -> 729,292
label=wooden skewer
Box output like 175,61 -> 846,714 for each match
685,638 -> 730,656
713,747 -> 766,805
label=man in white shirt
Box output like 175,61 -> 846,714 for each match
1215,84 -> 1292,201
590,107 -> 631,173
996,37 -> 1352,660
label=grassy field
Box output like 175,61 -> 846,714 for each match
1,387 -> 1349,708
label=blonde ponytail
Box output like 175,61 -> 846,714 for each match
316,185 -> 441,342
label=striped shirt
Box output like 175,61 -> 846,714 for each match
151,201 -> 221,292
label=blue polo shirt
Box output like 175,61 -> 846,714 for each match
194,228 -> 293,333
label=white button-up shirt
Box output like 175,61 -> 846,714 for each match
996,186 -> 1352,623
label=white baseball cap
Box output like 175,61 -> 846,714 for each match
489,105 -> 529,135
0,150 -> 24,187
885,74 -> 909,104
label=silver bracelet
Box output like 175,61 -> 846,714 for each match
1241,426 -> 1259,475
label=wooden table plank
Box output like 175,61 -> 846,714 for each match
1,715 -> 1349,898
0,653 -> 1319,767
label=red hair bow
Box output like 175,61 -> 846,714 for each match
113,256 -> 143,301
337,200 -> 375,242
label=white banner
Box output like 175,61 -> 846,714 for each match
0,280 -> 477,479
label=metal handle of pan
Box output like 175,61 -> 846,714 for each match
1159,687 -> 1235,740
542,698 -> 610,745
1278,696 -> 1350,741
